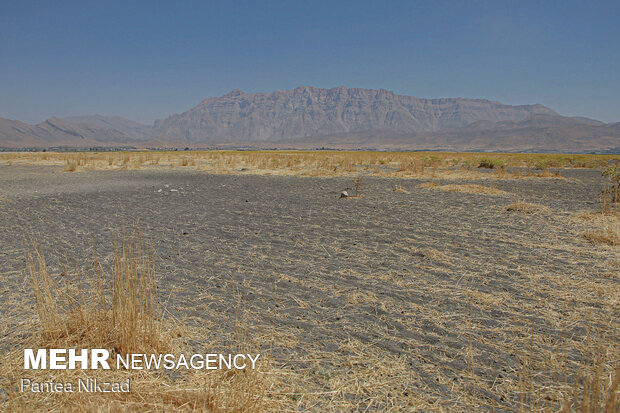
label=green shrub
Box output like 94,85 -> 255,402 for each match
534,159 -> 549,170
478,158 -> 505,169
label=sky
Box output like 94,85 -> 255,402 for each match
1,0 -> 619,125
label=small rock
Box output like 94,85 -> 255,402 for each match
340,191 -> 349,198
170,189 -> 178,192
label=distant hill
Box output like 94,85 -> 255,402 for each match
0,117 -> 139,148
152,86 -> 558,142
285,114 -> 620,152
1,86 -> 618,152
416,114 -> 620,152
64,115 -> 153,140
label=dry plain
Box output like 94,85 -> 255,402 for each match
0,151 -> 618,412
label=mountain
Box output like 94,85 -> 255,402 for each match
64,115 -> 153,140
0,116 -> 139,148
564,116 -> 606,126
152,86 -> 558,142
293,114 -> 619,152
0,118 -> 47,147
1,86 -> 618,152
421,114 -> 620,152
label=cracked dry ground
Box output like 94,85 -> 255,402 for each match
0,165 -> 618,411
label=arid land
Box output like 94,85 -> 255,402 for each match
0,151 -> 618,411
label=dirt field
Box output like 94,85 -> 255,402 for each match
0,162 -> 618,411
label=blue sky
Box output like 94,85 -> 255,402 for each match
1,0 -> 618,124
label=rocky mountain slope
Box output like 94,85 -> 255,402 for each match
287,114 -> 620,152
64,115 -> 153,140
1,86 -> 618,152
152,86 -> 558,142
0,117 -> 138,148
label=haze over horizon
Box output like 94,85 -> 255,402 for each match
1,0 -> 619,124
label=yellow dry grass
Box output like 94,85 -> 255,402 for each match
575,212 -> 620,247
1,155 -> 619,410
0,228 -> 280,412
25,230 -> 163,353
582,229 -> 620,246
418,182 -> 510,196
505,202 -> 550,214
0,150 -> 616,180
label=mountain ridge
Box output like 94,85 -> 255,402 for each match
64,115 -> 153,140
267,114 -> 619,152
152,86 -> 559,142
0,86 -> 618,152
0,116 -> 139,148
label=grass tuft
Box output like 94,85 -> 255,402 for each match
581,230 -> 619,246
0,228 -> 277,412
418,182 -> 510,196
505,202 -> 549,214
27,229 -> 165,353
478,158 -> 505,169
63,159 -> 78,172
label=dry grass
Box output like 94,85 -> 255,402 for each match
513,326 -> 619,413
0,228 -> 278,412
63,159 -> 78,172
25,229 -> 163,353
418,182 -> 510,196
575,212 -> 620,247
0,150 -> 616,181
0,221 -> 617,411
505,202 -> 550,214
1,158 -> 619,410
582,230 -> 619,246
